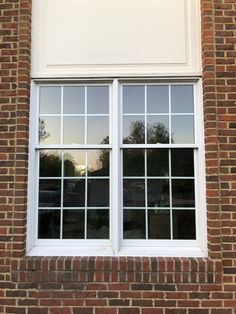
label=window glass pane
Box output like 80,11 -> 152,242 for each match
38,209 -> 60,239
39,179 -> 61,207
39,86 -> 61,114
123,116 -> 145,144
39,117 -> 61,144
148,209 -> 170,239
87,116 -> 109,144
87,179 -> 109,207
147,179 -> 169,207
64,151 -> 86,177
87,209 -> 109,239
123,209 -> 145,239
63,117 -> 85,144
147,85 -> 169,113
173,210 -> 196,239
36,83 -> 199,248
171,115 -> 194,144
40,151 -> 61,177
123,179 -> 145,207
87,150 -> 109,177
63,179 -> 85,207
63,86 -> 85,114
123,149 -> 144,177
171,149 -> 194,177
63,210 -> 84,239
171,85 -> 194,113
123,85 -> 145,114
87,86 -> 109,114
147,149 -> 169,177
147,115 -> 169,144
172,179 -> 195,207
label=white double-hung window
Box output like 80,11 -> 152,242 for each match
27,79 -> 206,256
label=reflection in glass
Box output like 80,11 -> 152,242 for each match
39,179 -> 61,207
87,209 -> 109,239
123,85 -> 145,114
123,209 -> 145,239
38,209 -> 60,239
171,149 -> 194,177
63,117 -> 85,144
172,179 -> 195,207
39,86 -> 61,114
173,210 -> 196,239
87,150 -> 109,177
63,210 -> 84,239
123,149 -> 144,177
87,116 -> 109,144
63,86 -> 85,114
87,179 -> 109,207
123,116 -> 145,144
87,86 -> 109,114
39,117 -> 61,144
147,85 -> 169,113
40,151 -> 61,177
147,115 -> 169,144
64,151 -> 86,177
147,179 -> 169,207
147,149 -> 169,177
148,209 -> 170,239
171,85 -> 194,113
171,116 -> 194,144
123,179 -> 145,207
63,179 -> 85,207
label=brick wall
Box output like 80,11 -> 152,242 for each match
0,0 -> 236,313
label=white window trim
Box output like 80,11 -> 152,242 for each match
27,78 -> 207,257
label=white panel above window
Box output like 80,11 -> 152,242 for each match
31,0 -> 201,78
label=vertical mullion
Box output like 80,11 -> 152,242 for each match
145,149 -> 148,239
61,86 -> 63,145
169,149 -> 173,240
84,87 -> 88,239
169,85 -> 171,144
84,86 -> 88,239
85,86 -> 87,145
144,86 -> 148,239
84,151 -> 88,239
60,87 -> 64,239
111,79 -> 120,255
60,151 -> 64,239
145,85 -> 147,144
168,85 -> 173,239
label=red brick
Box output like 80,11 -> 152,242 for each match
119,309 -> 140,314
0,1 -> 236,313
95,309 -> 117,314
142,309 -> 163,314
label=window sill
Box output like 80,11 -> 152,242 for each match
27,243 -> 207,257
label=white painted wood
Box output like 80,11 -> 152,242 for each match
27,244 -> 206,257
111,79 -> 120,255
31,0 -> 201,77
26,82 -> 38,252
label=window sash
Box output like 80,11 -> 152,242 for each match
27,79 -> 207,257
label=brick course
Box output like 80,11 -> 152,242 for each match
0,0 -> 236,313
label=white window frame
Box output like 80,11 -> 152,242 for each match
27,78 -> 207,257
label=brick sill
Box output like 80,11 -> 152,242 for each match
11,256 -> 222,285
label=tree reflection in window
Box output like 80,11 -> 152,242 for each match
123,120 -> 171,144
39,118 -> 50,143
